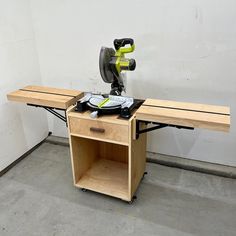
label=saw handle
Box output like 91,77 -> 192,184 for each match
114,38 -> 135,53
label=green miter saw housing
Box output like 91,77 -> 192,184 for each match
113,38 -> 136,74
99,38 -> 136,95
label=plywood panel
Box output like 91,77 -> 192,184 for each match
129,118 -> 147,198
70,136 -> 99,184
136,99 -> 230,132
99,142 -> 128,163
76,159 -> 129,200
69,116 -> 129,145
7,85 -> 83,109
144,99 -> 230,115
68,110 -> 130,125
22,85 -> 81,97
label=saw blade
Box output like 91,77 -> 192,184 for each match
99,47 -> 116,83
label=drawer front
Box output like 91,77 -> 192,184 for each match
69,117 -> 129,144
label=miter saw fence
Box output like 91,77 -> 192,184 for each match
99,38 -> 136,95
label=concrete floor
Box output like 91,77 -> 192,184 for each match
1,142 -> 236,236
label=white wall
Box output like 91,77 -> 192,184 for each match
0,0 -> 49,171
30,0 -> 236,166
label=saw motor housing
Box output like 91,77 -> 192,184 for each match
99,38 -> 136,95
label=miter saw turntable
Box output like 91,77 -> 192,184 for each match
75,38 -> 143,119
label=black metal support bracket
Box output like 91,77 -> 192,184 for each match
27,104 -> 67,125
136,120 -> 194,139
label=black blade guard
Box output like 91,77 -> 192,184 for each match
99,47 -> 116,83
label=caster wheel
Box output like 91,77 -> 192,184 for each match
142,171 -> 148,180
81,188 -> 87,192
128,196 -> 137,204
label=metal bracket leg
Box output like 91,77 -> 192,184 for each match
27,104 -> 67,125
136,120 -> 194,139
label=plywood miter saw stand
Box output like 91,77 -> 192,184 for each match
7,38 -> 231,203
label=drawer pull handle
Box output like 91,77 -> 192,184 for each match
90,127 -> 105,133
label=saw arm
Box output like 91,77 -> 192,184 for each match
99,38 -> 136,95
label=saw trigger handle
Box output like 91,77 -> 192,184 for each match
114,38 -> 134,52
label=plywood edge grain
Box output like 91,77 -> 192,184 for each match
136,108 -> 230,132
69,133 -> 129,146
7,86 -> 83,109
67,110 -> 130,126
7,90 -> 69,109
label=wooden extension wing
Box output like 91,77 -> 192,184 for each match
136,99 -> 230,132
7,85 -> 83,109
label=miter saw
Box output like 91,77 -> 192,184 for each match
76,38 -> 143,118
99,38 -> 136,95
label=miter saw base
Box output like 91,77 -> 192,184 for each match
75,93 -> 144,119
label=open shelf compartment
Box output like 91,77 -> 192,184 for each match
70,136 -> 130,201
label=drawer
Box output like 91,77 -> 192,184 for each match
69,116 -> 129,145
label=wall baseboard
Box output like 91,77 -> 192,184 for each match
46,135 -> 236,179
2,135 -> 236,179
146,152 -> 236,179
0,132 -> 51,177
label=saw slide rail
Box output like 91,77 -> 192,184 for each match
135,99 -> 230,137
